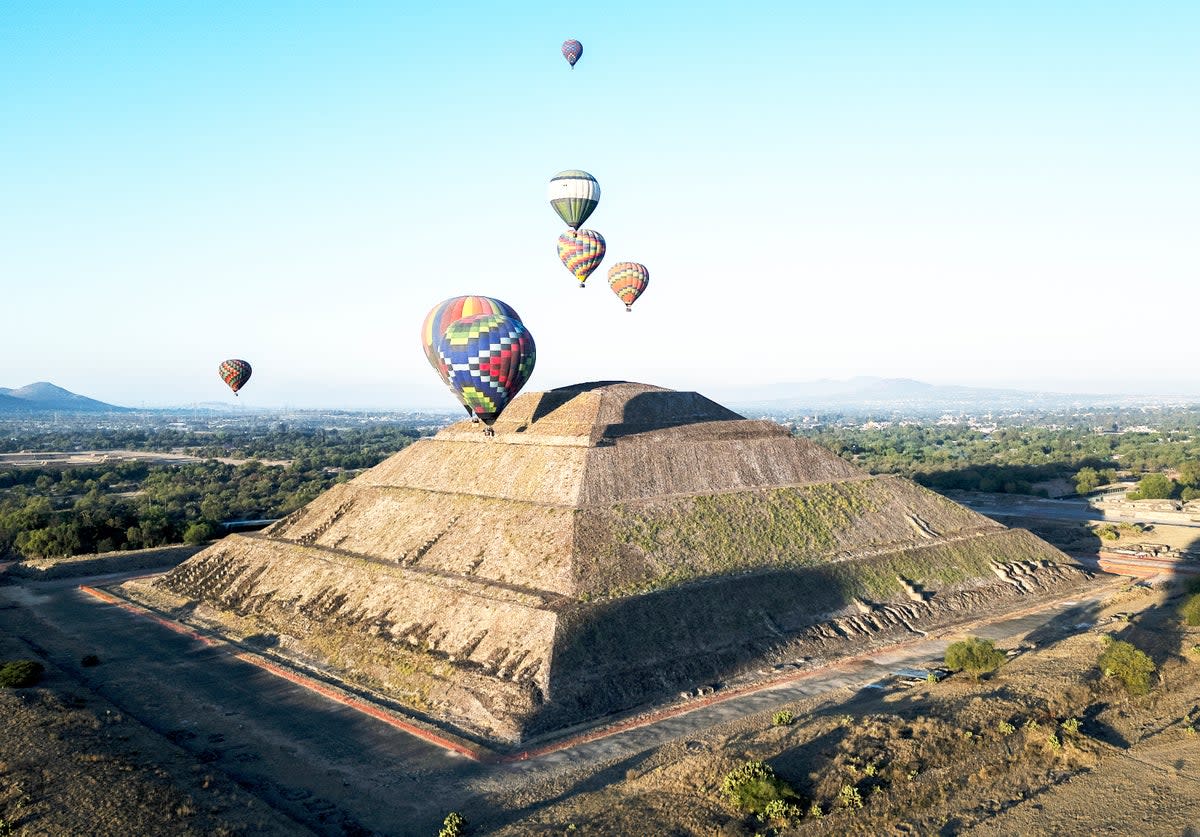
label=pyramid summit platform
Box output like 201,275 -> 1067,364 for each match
145,382 -> 1090,743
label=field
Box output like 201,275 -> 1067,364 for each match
486,581 -> 1200,835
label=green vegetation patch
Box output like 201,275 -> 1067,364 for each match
720,759 -> 803,817
619,481 -> 876,562
1179,593 -> 1200,627
1098,638 -> 1156,695
944,636 -> 1006,681
0,659 -> 45,688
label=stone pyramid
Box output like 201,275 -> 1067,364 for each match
150,382 -> 1086,743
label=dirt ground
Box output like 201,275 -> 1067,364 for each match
480,581 -> 1200,836
3,576 -> 1200,836
1012,516 -> 1200,557
0,631 -> 309,836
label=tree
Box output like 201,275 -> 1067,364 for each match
1075,467 -> 1101,495
1178,461 -> 1200,489
945,637 -> 1006,681
183,521 -> 218,545
1132,473 -> 1175,500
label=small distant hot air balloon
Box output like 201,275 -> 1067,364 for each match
608,262 -> 649,311
420,296 -> 522,380
548,170 -> 600,230
561,39 -> 583,69
436,314 -> 535,427
218,359 -> 252,395
557,229 -> 605,287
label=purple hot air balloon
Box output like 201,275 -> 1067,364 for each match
561,39 -> 582,69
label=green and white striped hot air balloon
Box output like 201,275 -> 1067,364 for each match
547,170 -> 600,230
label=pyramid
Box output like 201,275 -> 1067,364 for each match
149,382 -> 1088,743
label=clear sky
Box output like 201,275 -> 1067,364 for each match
3,1 -> 1197,408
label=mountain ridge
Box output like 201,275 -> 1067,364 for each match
0,382 -> 128,413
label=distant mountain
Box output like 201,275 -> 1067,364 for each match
721,376 -> 1193,413
0,382 -> 129,413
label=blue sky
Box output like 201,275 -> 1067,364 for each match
3,1 -> 1197,408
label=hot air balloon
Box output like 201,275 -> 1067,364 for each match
420,296 -> 522,379
548,170 -> 600,230
435,314 -> 535,427
557,229 -> 605,287
218,359 -> 252,395
561,39 -> 583,68
608,262 -> 649,311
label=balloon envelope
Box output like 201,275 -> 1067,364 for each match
557,229 -> 606,287
435,314 -> 535,425
421,296 -> 522,378
561,39 -> 582,67
547,170 -> 600,229
218,359 -> 252,394
607,262 -> 649,311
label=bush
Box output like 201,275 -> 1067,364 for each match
1098,639 -> 1156,695
438,812 -> 466,837
772,709 -> 794,726
945,637 -> 1006,681
1180,593 -> 1200,627
838,784 -> 863,809
720,760 -> 802,816
0,659 -> 45,688
183,521 -> 218,545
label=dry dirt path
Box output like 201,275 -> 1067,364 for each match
0,574 -> 472,836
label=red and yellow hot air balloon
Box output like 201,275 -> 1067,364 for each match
557,229 -> 605,287
607,262 -> 649,311
420,296 -> 521,380
218,359 -> 252,395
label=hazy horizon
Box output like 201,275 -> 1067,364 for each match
5,372 -> 1199,412
4,2 -> 1196,413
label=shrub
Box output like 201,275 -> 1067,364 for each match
944,637 -> 1006,681
720,760 -> 802,816
1098,639 -> 1156,695
761,798 -> 802,822
1061,717 -> 1081,736
772,709 -> 794,726
838,784 -> 863,809
0,659 -> 44,688
998,720 -> 1015,735
438,812 -> 466,837
183,521 -> 218,545
1180,593 -> 1200,627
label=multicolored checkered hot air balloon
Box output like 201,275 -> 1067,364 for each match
421,296 -> 522,381
608,262 -> 649,312
557,228 -> 605,287
547,170 -> 600,230
561,39 -> 583,68
436,314 -> 536,426
218,359 -> 252,395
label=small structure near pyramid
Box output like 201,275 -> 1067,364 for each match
140,383 -> 1090,743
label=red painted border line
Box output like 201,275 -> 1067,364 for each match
234,653 -> 485,761
80,586 -> 215,645
78,585 -> 488,761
